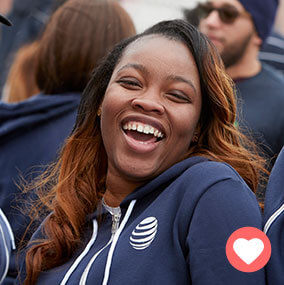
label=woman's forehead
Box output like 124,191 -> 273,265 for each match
114,35 -> 197,75
122,34 -> 184,58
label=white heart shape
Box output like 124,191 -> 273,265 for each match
233,238 -> 264,264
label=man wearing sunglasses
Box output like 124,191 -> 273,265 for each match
198,0 -> 284,202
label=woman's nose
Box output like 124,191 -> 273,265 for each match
131,91 -> 165,115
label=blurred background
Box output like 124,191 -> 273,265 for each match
120,0 -> 199,32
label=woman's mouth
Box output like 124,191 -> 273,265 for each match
123,122 -> 164,142
122,121 -> 165,152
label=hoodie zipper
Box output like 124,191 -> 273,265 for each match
111,213 -> 121,235
60,199 -> 136,285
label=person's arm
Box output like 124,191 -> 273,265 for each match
187,178 -> 266,285
0,208 -> 15,284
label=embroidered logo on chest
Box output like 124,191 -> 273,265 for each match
129,217 -> 158,250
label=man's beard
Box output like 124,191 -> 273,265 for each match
220,32 -> 253,68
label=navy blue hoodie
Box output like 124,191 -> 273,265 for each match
0,93 -> 80,283
18,157 -> 265,284
264,147 -> 284,284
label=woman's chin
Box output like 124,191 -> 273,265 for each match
115,159 -> 163,182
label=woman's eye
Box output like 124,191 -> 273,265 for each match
117,78 -> 141,89
167,91 -> 191,103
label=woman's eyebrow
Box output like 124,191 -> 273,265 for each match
116,64 -> 197,95
167,75 -> 197,96
117,63 -> 149,75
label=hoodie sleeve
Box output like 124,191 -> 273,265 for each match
186,178 -> 266,285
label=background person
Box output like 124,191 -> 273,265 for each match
2,41 -> 40,103
0,0 -> 59,98
263,146 -> 284,285
18,19 -> 266,285
183,1 -> 284,75
0,208 -> 15,285
197,0 -> 284,202
259,0 -> 284,75
0,0 -> 136,283
0,11 -> 13,285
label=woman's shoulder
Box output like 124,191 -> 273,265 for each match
171,158 -> 257,212
182,158 -> 247,188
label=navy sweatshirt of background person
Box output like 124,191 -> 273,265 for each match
264,147 -> 284,285
0,93 -> 80,284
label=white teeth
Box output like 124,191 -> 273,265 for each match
137,125 -> 143,133
143,126 -> 150,134
122,122 -> 164,138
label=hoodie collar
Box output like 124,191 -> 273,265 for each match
87,156 -> 208,221
120,156 -> 208,206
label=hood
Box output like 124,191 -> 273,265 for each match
87,156 -> 209,222
0,93 -> 80,139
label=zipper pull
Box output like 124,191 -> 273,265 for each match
111,214 -> 120,235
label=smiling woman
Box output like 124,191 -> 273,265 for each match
100,35 -> 202,192
19,20 -> 267,285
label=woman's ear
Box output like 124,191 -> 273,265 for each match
192,132 -> 199,143
192,125 -> 200,143
97,106 -> 102,117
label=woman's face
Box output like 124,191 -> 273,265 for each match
100,35 -> 202,186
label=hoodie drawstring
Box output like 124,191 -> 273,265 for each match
60,219 -> 98,285
61,199 -> 136,285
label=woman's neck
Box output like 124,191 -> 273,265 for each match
104,171 -> 143,207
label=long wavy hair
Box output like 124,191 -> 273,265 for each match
23,19 -> 267,284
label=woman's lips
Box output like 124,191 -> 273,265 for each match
122,128 -> 163,154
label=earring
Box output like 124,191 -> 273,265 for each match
192,131 -> 199,143
97,107 -> 102,117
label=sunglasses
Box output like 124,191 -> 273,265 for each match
197,2 -> 250,24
